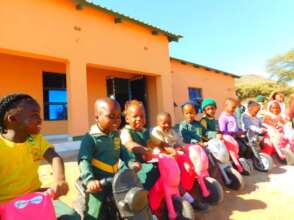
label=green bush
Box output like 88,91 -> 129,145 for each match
235,81 -> 294,100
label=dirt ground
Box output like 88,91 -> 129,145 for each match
39,155 -> 294,220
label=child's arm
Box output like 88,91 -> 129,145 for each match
120,129 -> 150,155
44,148 -> 69,199
120,145 -> 141,171
78,134 -> 101,193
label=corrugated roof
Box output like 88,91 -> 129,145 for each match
71,0 -> 182,42
171,57 -> 240,78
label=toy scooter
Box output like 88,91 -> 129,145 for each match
205,138 -> 244,190
74,168 -> 152,220
176,144 -> 224,205
0,189 -> 56,220
222,135 -> 252,175
262,123 -> 294,165
147,150 -> 195,220
238,132 -> 273,172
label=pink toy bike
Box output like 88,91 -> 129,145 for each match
222,135 -> 252,175
0,189 -> 56,220
176,144 -> 224,206
147,150 -> 195,220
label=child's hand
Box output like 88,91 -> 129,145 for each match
259,128 -> 267,134
129,162 -> 142,172
53,180 -> 69,199
216,133 -> 223,140
86,180 -> 102,193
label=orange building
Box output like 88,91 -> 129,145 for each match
0,0 -> 238,139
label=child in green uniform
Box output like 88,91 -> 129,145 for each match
179,101 -> 205,144
120,100 -> 160,190
0,94 -> 79,220
200,98 -> 221,141
78,98 -> 140,220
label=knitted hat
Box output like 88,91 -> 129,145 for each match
256,95 -> 267,103
201,98 -> 217,112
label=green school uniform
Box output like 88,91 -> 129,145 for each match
200,116 -> 219,140
78,126 -> 133,220
121,125 -> 160,190
179,120 -> 204,144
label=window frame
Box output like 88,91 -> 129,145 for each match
188,87 -> 203,102
43,72 -> 67,121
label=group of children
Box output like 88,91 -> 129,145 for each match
0,91 -> 294,220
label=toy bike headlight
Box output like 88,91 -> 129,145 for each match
124,187 -> 148,212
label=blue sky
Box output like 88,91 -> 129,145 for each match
91,0 -> 294,77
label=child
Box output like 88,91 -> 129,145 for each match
179,101 -> 205,144
120,100 -> 159,190
241,100 -> 267,139
78,98 -> 140,220
256,95 -> 267,118
0,94 -> 79,220
218,98 -> 247,156
270,91 -> 287,119
150,112 -> 208,211
200,98 -> 221,140
151,112 -> 184,150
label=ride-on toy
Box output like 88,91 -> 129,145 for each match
147,151 -> 195,220
74,168 -> 152,220
222,135 -> 252,175
238,132 -> 273,172
0,189 -> 56,220
176,144 -> 224,205
205,138 -> 244,190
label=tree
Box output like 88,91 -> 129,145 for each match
267,48 -> 294,83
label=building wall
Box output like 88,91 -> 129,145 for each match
0,0 -> 174,136
170,59 -> 236,123
0,53 -> 67,134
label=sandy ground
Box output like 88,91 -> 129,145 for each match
39,155 -> 294,220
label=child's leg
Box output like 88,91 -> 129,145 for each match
86,192 -> 106,220
53,200 -> 80,220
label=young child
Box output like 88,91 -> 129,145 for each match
0,94 -> 79,219
241,100 -> 267,139
199,98 -> 220,140
270,91 -> 287,119
179,101 -> 205,144
78,98 -> 140,220
120,100 -> 159,190
150,112 -> 208,211
256,95 -> 267,118
151,112 -> 184,150
218,98 -> 248,156
218,98 -> 243,136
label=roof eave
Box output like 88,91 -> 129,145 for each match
72,0 -> 182,42
171,57 -> 240,78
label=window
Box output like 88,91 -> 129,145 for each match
43,72 -> 67,120
188,87 -> 202,103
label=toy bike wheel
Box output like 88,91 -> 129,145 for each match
253,153 -> 273,172
225,167 -> 244,190
200,177 -> 224,205
173,196 -> 195,220
239,158 -> 252,176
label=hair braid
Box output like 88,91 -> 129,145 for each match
0,93 -> 36,133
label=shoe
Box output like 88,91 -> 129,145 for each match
191,200 -> 209,212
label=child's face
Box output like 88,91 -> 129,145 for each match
182,104 -> 197,123
225,101 -> 237,114
248,105 -> 260,117
12,101 -> 42,135
275,93 -> 284,102
204,105 -> 216,118
96,102 -> 121,133
157,115 -> 172,132
125,105 -> 146,130
269,102 -> 281,115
